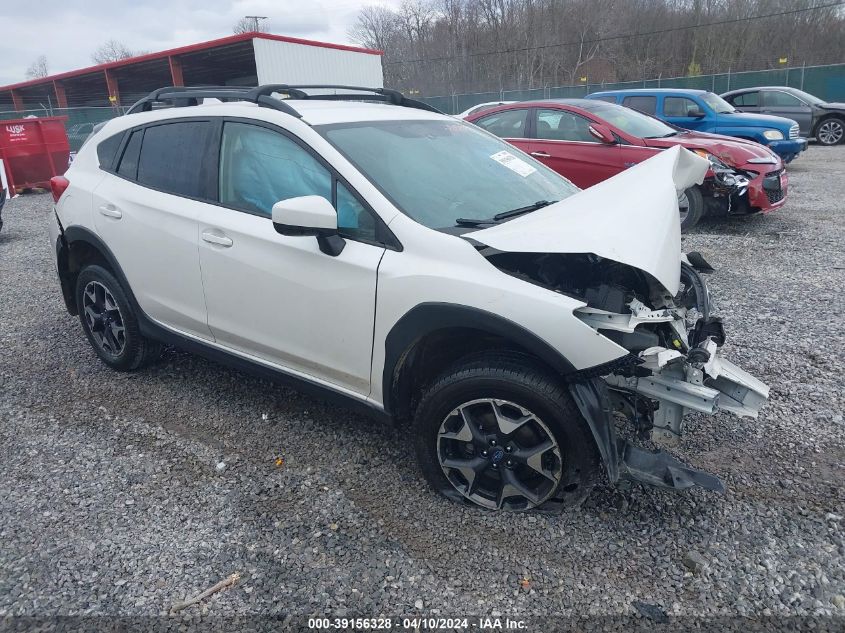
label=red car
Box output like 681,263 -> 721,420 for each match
466,99 -> 787,230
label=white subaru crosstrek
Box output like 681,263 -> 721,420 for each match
48,85 -> 769,512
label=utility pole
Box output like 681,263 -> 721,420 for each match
244,16 -> 268,32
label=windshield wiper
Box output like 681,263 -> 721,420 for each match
455,200 -> 555,227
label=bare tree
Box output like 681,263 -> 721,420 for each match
25,55 -> 49,79
91,40 -> 142,64
233,16 -> 269,34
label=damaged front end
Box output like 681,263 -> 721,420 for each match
467,147 -> 769,494
489,249 -> 769,493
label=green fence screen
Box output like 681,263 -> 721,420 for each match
423,62 -> 845,115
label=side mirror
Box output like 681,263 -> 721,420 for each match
687,108 -> 706,118
272,195 -> 345,256
588,124 -> 616,144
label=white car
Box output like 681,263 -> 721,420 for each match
48,85 -> 768,512
456,101 -> 517,119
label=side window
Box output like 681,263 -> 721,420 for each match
336,181 -> 376,241
664,97 -> 701,117
593,95 -> 618,103
474,109 -> 528,138
137,121 -> 212,198
622,95 -> 657,115
219,121 -> 331,216
731,92 -> 759,107
116,130 -> 143,180
96,133 -> 123,170
764,91 -> 803,107
535,109 -> 596,142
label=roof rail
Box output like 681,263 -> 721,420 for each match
126,84 -> 441,117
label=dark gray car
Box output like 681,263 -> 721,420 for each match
721,86 -> 845,146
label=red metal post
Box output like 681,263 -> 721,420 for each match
168,56 -> 184,86
53,81 -> 68,108
11,89 -> 24,111
104,68 -> 120,105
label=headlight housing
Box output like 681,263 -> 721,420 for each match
692,149 -> 730,170
763,130 -> 784,140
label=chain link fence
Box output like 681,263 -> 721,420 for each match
422,62 -> 845,114
0,106 -> 127,152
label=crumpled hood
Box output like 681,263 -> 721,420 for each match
646,131 -> 778,167
467,146 -> 709,295
819,102 -> 845,110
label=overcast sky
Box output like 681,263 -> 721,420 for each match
0,0 -> 399,85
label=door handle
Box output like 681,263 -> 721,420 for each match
530,151 -> 551,158
202,230 -> 233,247
98,204 -> 122,219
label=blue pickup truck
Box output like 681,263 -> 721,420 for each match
586,89 -> 808,162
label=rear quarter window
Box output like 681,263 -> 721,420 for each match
96,133 -> 123,170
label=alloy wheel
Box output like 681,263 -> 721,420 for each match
437,398 -> 563,510
817,120 -> 843,145
82,281 -> 126,356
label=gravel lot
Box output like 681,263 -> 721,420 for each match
0,146 -> 843,626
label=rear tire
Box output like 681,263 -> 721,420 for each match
75,265 -> 162,371
678,185 -> 704,232
413,352 -> 601,512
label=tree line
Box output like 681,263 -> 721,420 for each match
349,0 -> 845,96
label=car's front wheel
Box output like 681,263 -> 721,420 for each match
816,117 -> 844,146
76,265 -> 162,371
413,353 -> 601,512
678,185 -> 704,232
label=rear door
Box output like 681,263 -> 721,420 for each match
92,119 -> 213,340
725,90 -> 762,115
761,90 -> 813,135
472,107 -> 532,154
528,107 -> 621,188
621,95 -> 657,116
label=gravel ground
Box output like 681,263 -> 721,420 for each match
0,146 -> 843,627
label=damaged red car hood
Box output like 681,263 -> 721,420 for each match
645,131 -> 778,167
467,146 -> 709,295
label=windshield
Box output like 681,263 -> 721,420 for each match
318,119 -> 579,229
701,92 -> 736,114
580,101 -> 677,138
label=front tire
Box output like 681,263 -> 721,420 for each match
815,117 -> 844,146
678,185 -> 704,232
413,353 -> 601,512
75,265 -> 162,371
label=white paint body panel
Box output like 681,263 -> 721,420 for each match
55,102 -> 708,412
252,38 -> 383,87
467,146 -> 709,295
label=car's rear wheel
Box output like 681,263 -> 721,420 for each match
678,185 -> 704,232
816,118 -> 844,146
413,353 -> 601,512
76,265 -> 162,371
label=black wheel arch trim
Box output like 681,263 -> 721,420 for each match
382,302 -> 580,416
60,226 -> 390,423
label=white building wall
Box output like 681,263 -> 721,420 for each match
253,38 -> 384,87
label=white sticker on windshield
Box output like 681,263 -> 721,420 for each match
490,150 -> 536,177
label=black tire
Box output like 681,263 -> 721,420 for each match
815,117 -> 844,146
413,352 -> 601,512
679,185 -> 704,232
75,264 -> 162,371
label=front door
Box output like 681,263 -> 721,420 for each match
528,108 -> 621,188
198,120 -> 384,396
762,90 -> 813,136
662,96 -> 710,132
